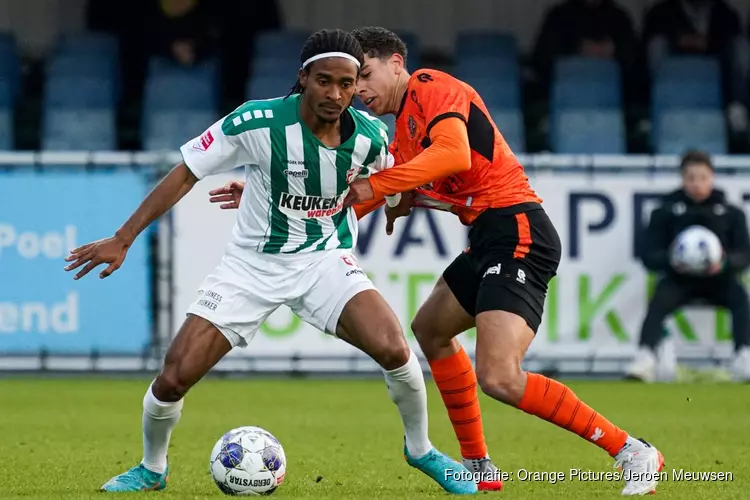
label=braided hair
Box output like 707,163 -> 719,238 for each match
286,29 -> 364,98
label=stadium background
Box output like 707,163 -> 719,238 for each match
4,2 -> 750,499
2,0 -> 750,377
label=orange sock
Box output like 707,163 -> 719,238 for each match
518,373 -> 627,457
429,348 -> 488,459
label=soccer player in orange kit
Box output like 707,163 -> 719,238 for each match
346,26 -> 665,496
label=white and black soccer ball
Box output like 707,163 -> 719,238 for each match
209,426 -> 286,496
671,225 -> 723,274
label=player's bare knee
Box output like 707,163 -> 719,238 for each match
477,362 -> 525,405
374,335 -> 411,371
153,367 -> 191,402
410,315 -> 431,345
411,314 -> 450,354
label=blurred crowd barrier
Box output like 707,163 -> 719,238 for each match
2,153 -> 749,375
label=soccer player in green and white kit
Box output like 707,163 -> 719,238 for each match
63,29 -> 477,495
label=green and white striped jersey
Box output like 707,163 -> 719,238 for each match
180,94 -> 393,254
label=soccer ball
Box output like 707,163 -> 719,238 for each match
209,426 -> 286,496
671,225 -> 723,274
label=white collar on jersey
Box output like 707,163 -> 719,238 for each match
302,52 -> 361,69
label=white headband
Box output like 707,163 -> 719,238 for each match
302,51 -> 361,69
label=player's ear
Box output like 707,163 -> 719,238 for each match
390,53 -> 405,75
298,68 -> 308,89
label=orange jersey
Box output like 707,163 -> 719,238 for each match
372,69 -> 541,225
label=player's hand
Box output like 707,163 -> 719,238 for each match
64,235 -> 130,280
706,252 -> 725,275
707,261 -> 723,275
385,191 -> 414,236
343,179 -> 374,208
209,181 -> 245,210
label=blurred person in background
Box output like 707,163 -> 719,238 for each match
627,150 -> 750,382
532,0 -> 640,99
144,0 -> 218,66
643,0 -> 749,134
87,0 -> 282,119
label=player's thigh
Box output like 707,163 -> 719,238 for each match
291,250 -> 408,366
700,277 -> 749,310
471,209 -> 561,378
646,277 -> 691,315
185,247 -> 285,349
411,253 -> 477,345
155,313 -> 233,399
336,289 -> 411,369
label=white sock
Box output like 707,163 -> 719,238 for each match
382,350 -> 432,458
141,382 -> 183,474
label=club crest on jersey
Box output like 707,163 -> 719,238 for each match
193,130 -> 214,151
278,192 -> 344,219
341,254 -> 358,267
408,116 -> 417,138
346,166 -> 362,183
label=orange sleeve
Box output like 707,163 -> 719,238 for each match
368,118 -> 471,199
354,198 -> 386,220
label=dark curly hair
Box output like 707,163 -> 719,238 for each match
680,149 -> 714,172
351,26 -> 408,66
286,29 -> 364,97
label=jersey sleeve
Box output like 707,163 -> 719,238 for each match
412,71 -> 472,138
180,114 -> 258,180
366,146 -> 395,174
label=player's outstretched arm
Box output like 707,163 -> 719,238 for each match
64,162 -> 198,280
344,118 -> 470,205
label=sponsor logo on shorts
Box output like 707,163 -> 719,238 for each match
197,299 -> 217,311
341,255 -> 358,266
278,192 -> 343,219
483,264 -> 501,278
342,254 -> 365,277
516,269 -> 526,284
203,289 -> 223,302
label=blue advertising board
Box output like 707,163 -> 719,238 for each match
0,170 -> 151,353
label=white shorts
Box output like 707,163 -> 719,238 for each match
186,243 -> 375,347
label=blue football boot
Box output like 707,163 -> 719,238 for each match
100,463 -> 168,492
404,443 -> 478,495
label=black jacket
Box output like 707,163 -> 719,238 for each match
643,0 -> 741,56
641,189 -> 750,277
533,0 -> 638,80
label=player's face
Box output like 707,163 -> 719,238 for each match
682,163 -> 714,202
357,54 -> 402,115
299,58 -> 358,123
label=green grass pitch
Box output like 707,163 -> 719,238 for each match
0,378 -> 748,499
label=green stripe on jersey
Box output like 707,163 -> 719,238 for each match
334,146 -> 354,249
262,127 -> 289,253
291,137 -> 323,252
